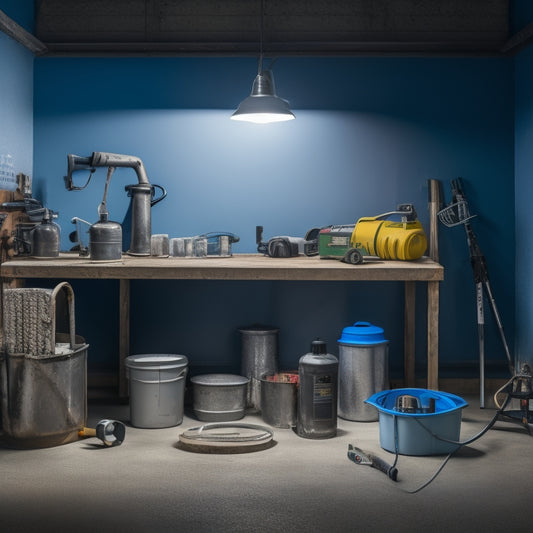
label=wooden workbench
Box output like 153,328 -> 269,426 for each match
1,253 -> 443,395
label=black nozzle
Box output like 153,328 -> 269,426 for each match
311,339 -> 327,354
256,225 -> 263,245
64,154 -> 95,191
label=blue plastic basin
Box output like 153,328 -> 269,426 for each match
365,388 -> 468,456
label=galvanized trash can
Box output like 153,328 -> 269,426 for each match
239,325 -> 278,412
1,282 -> 88,448
125,354 -> 188,428
337,321 -> 389,422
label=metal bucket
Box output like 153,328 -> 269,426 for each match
1,334 -> 88,448
191,374 -> 249,422
239,325 -> 278,412
1,282 -> 88,449
125,354 -> 188,428
261,373 -> 298,428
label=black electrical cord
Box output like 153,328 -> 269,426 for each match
393,393 -> 512,494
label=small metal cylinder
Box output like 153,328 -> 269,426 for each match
261,374 -> 298,428
170,238 -> 185,257
125,183 -> 152,256
239,326 -> 278,412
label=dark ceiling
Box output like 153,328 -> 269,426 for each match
20,0 -> 533,57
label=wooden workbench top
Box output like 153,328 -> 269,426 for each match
1,253 -> 444,282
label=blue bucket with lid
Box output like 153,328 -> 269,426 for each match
337,321 -> 389,422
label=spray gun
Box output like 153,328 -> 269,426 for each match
64,152 -> 166,256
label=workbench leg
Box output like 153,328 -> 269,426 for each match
404,281 -> 416,387
119,279 -> 130,399
427,280 -> 440,390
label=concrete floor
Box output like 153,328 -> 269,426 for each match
1,395 -> 531,533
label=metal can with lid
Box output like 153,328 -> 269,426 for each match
337,321 -> 389,422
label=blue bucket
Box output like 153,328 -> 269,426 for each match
365,388 -> 468,456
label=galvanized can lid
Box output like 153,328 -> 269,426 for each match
125,354 -> 188,370
338,321 -> 388,345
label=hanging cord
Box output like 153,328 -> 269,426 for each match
257,1 -> 280,76
257,0 -> 264,74
393,392 -> 512,494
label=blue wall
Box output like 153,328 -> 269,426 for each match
32,56 -> 515,378
514,2 -> 533,371
0,23 -> 33,186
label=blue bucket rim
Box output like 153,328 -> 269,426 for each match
365,388 -> 468,417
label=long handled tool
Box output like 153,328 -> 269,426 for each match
438,178 -> 515,407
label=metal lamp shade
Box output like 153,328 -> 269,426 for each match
231,70 -> 295,124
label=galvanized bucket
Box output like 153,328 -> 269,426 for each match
1,282 -> 88,448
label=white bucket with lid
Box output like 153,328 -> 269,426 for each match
125,354 -> 188,428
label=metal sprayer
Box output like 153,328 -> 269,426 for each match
64,152 -> 166,256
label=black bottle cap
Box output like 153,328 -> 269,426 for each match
311,339 -> 327,355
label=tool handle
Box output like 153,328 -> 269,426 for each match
369,454 -> 398,481
78,427 -> 97,438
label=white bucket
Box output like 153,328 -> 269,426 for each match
125,354 -> 188,428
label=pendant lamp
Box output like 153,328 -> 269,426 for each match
231,1 -> 295,124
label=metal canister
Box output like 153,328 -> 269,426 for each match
89,214 -> 122,261
337,321 -> 389,422
261,372 -> 298,428
30,210 -> 60,258
239,325 -> 278,412
297,339 -> 338,439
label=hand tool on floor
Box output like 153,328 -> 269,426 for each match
438,178 -> 515,407
347,444 -> 398,481
79,419 -> 126,447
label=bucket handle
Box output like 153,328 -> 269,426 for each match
51,282 -> 76,349
128,367 -> 187,384
130,375 -> 186,385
